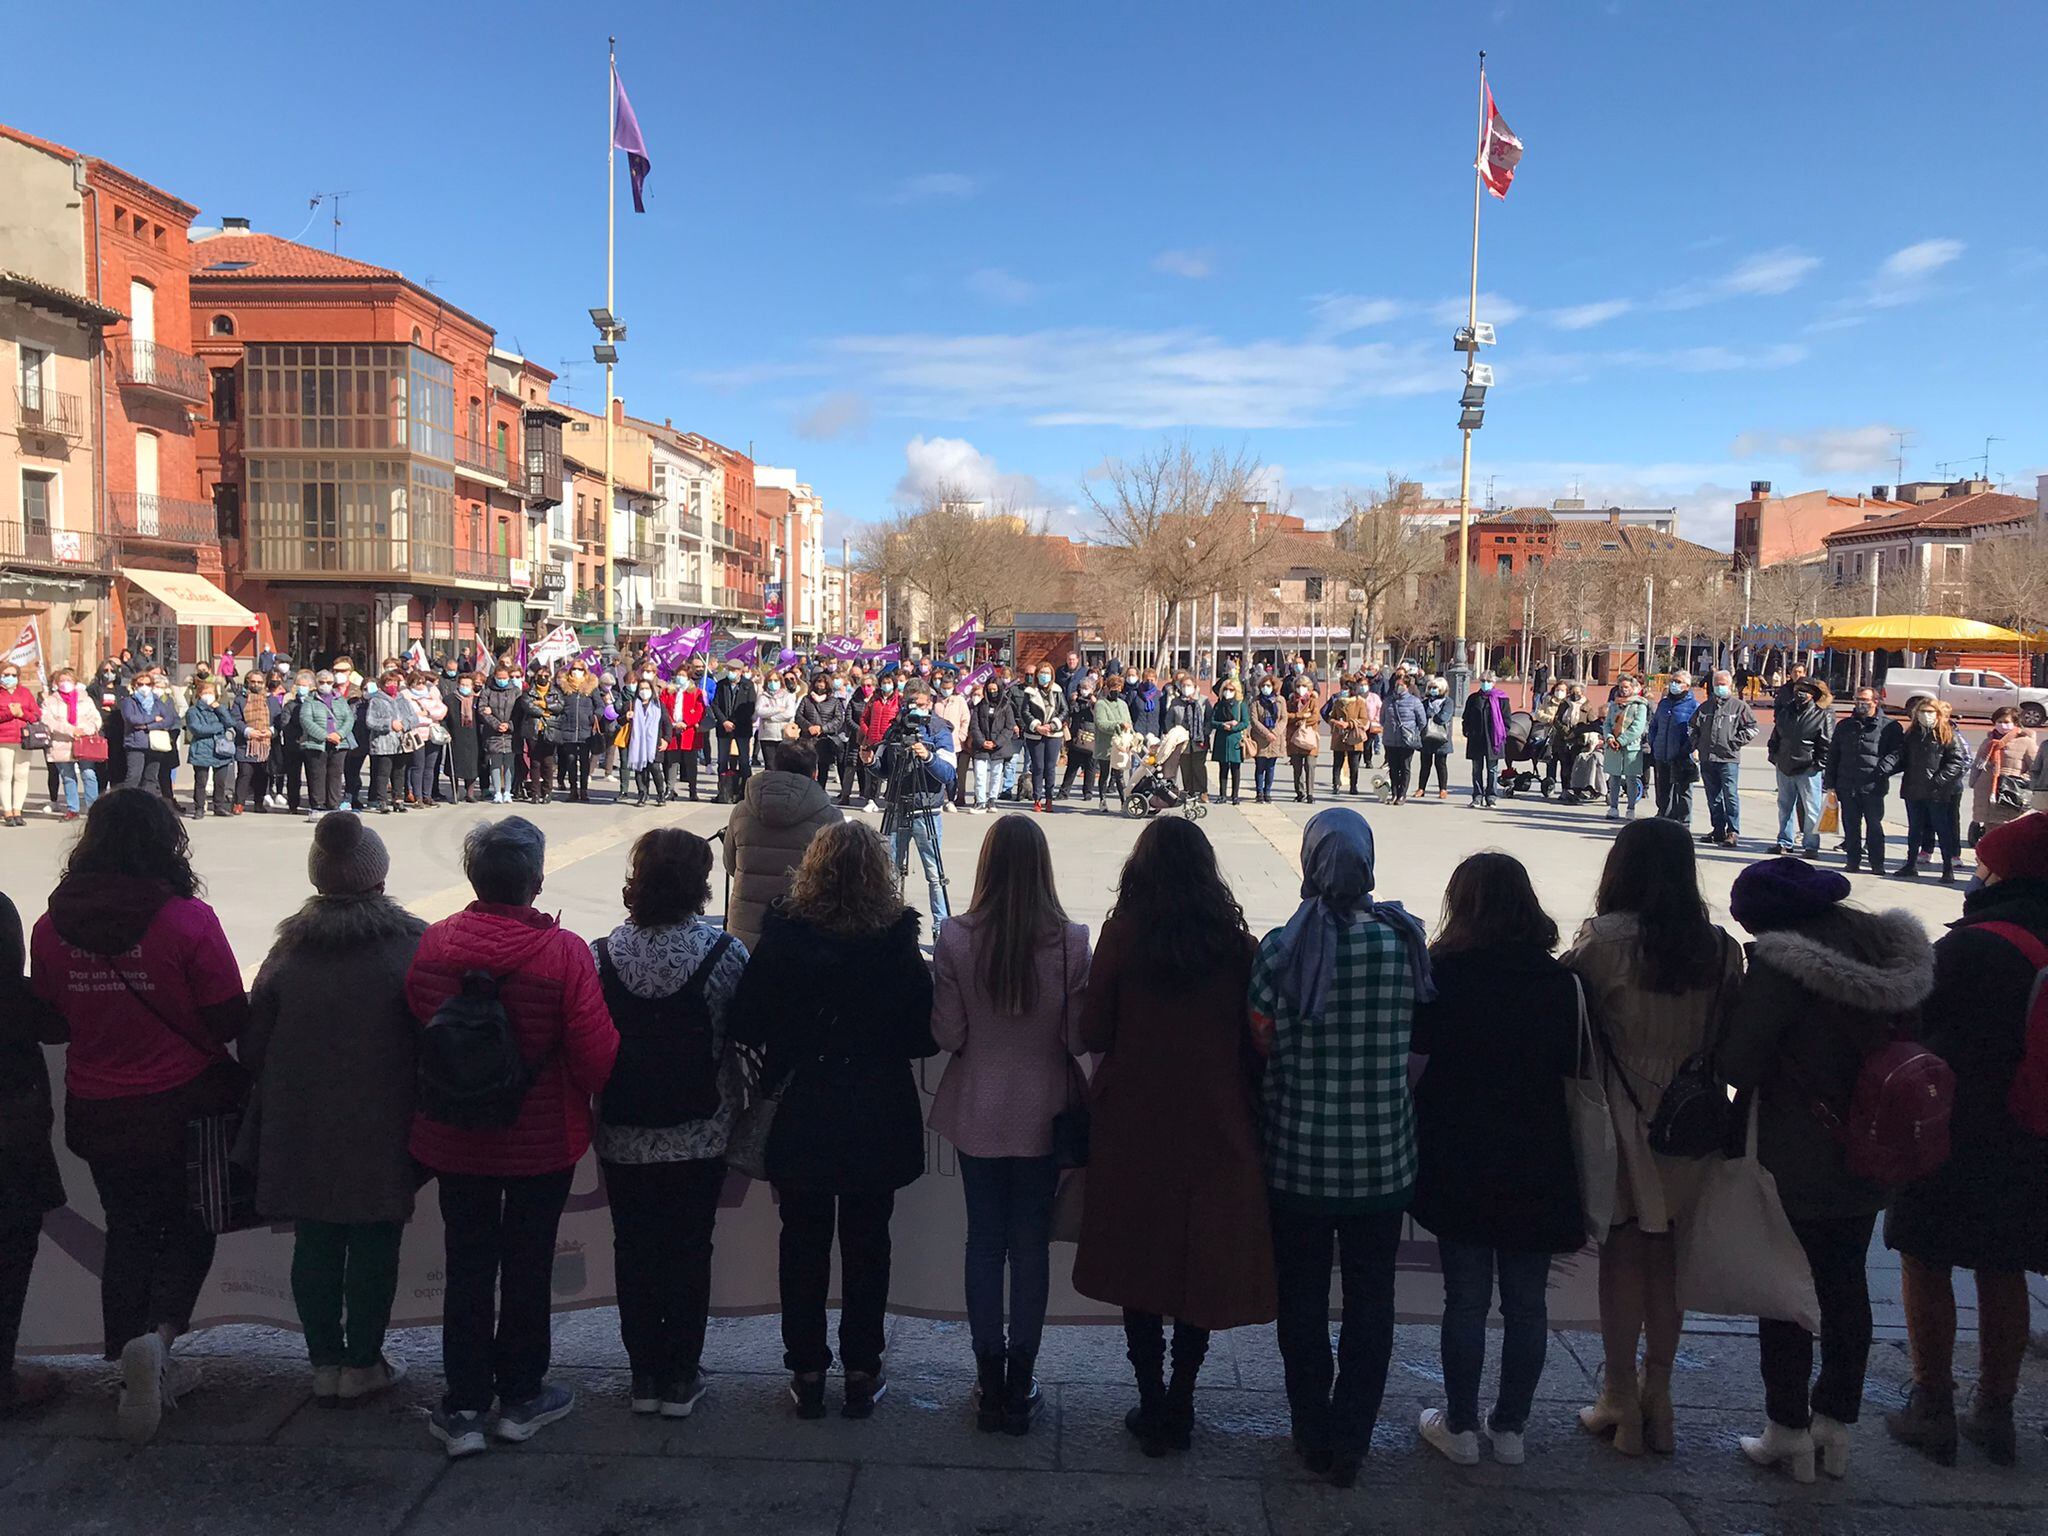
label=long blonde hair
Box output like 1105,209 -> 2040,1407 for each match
786,821 -> 906,935
968,814 -> 1068,1013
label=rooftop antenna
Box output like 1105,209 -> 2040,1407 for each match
554,358 -> 580,405
310,191 -> 354,252
1891,429 -> 1910,486
1981,435 -> 2002,483
1485,473 -> 1496,510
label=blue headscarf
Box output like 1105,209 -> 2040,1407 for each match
1270,807 -> 1435,1024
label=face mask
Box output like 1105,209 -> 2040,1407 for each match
334,670 -> 351,684
638,688 -> 653,701
1916,711 -> 1937,727
907,705 -> 929,720
316,683 -> 333,696
0,675 -> 15,689
881,682 -> 896,694
383,682 -> 403,696
1713,684 -> 1730,698
1352,685 -> 1366,696
199,691 -> 217,705
458,683 -> 474,696
764,680 -> 781,694
443,667 -> 456,677
1479,682 -> 1493,693
835,686 -> 851,700
494,676 -> 511,689
570,670 -> 586,681
938,684 -> 952,696
1180,684 -> 1195,698
812,684 -> 827,696
725,668 -> 740,680
1260,685 -> 1273,696
1667,681 -> 1685,696
1992,722 -> 2013,737
1037,673 -> 1053,685
1431,684 -> 1447,696
1854,701 -> 1875,718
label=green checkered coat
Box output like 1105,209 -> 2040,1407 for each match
1250,915 -> 1419,1214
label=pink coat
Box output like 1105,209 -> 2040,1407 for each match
929,914 -> 1092,1158
405,902 -> 620,1176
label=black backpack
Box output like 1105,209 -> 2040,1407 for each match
596,934 -> 734,1128
418,970 -> 541,1130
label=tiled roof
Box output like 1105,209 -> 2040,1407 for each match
189,232 -> 399,281
1822,492 -> 2038,543
0,270 -> 124,326
0,121 -> 80,163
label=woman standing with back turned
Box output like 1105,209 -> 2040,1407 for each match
1564,817 -> 1742,1458
930,815 -> 1091,1434
1072,818 -> 1275,1458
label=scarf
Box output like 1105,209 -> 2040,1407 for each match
1269,807 -> 1434,1025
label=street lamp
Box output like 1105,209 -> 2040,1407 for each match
589,307 -> 627,646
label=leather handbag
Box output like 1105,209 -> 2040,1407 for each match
73,734 -> 109,763
1048,941 -> 1090,1169
1563,976 -> 1617,1244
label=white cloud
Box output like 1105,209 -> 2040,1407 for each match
1730,424 -> 1902,475
1153,248 -> 1214,279
1548,298 -> 1634,330
792,390 -> 870,442
888,171 -> 979,204
894,435 -> 1054,511
966,266 -> 1037,306
1428,292 -> 1526,328
1866,238 -> 1963,307
1308,294 -> 1405,337
1656,247 -> 1821,309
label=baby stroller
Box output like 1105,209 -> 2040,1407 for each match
1496,710 -> 1550,797
1122,725 -> 1207,820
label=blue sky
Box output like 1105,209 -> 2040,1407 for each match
12,1 -> 2041,549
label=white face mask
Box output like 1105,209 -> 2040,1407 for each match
1916,711 -> 1937,727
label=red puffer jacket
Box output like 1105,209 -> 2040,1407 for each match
664,684 -> 706,752
405,901 -> 619,1176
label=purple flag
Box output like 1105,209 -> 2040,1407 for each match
861,643 -> 903,664
612,65 -> 651,213
945,615 -> 980,660
515,636 -> 529,671
677,620 -> 712,658
722,639 -> 760,667
818,635 -> 862,660
963,664 -> 994,690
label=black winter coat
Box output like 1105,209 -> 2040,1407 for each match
1767,696 -> 1833,775
710,675 -> 758,736
727,903 -> 937,1193
480,684 -> 520,755
1885,878 -> 2048,1273
546,678 -> 602,745
1900,727 -> 1969,802
443,691 -> 483,780
1410,944 -> 1586,1254
795,691 -> 849,747
971,697 -> 1019,758
1824,712 -> 1905,798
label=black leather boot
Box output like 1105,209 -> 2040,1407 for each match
1003,1350 -> 1041,1436
973,1348 -> 1006,1434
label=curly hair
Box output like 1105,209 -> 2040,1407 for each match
787,821 -> 906,936
62,787 -> 201,899
622,827 -> 714,928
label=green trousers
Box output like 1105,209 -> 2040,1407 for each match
291,1219 -> 403,1369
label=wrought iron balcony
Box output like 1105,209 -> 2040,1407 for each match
454,435 -> 513,486
0,520 -> 105,571
15,386 -> 85,441
111,338 -> 209,406
448,545 -> 513,587
107,491 -> 219,544
238,533 -> 517,589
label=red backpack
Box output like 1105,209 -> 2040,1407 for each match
1809,1038 -> 1954,1186
1974,922 -> 2048,1137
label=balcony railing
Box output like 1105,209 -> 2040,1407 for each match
238,534 -> 522,590
454,435 -> 513,486
111,338 -> 209,406
0,520 -> 105,570
15,387 -> 85,441
447,546 -> 513,587
107,491 -> 219,544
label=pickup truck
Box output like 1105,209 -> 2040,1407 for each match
1879,666 -> 2048,727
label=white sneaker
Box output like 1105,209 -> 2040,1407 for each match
338,1354 -> 408,1404
117,1334 -> 167,1443
863,800 -> 879,813
1486,1425 -> 1526,1465
1418,1406 -> 1480,1465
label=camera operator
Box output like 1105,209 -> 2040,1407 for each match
879,680 -> 957,934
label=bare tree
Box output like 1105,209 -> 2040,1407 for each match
1330,473 -> 1446,663
1967,531 -> 2048,631
854,481 -> 1067,646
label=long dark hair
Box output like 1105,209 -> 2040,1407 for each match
968,814 -> 1068,1013
1593,818 -> 1717,993
1433,851 -> 1558,957
62,787 -> 200,898
1106,817 -> 1249,978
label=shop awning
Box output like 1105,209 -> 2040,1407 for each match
1817,614 -> 2031,653
119,567 -> 257,629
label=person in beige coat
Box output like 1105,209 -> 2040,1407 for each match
41,669 -> 104,820
1563,819 -> 1742,1460
722,740 -> 843,950
1969,710 -> 2039,840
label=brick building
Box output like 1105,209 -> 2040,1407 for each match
1443,507 -> 1554,576
1733,481 -> 1915,570
190,225 -> 533,666
674,431 -> 768,632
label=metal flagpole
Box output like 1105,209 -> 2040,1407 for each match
602,36 -> 618,650
1450,50 -> 1486,703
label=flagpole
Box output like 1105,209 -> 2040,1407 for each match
602,35 -> 618,650
1450,50 -> 1486,701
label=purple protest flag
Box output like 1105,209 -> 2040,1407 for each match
818,635 -> 862,660
678,620 -> 713,658
723,639 -> 760,667
862,643 -> 902,664
963,664 -> 994,690
612,64 -> 652,213
945,615 -> 979,659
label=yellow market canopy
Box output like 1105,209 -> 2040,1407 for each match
1818,614 -> 2031,653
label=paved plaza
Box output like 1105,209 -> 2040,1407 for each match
2,745 -> 2045,1534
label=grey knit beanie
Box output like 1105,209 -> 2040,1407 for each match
307,810 -> 390,897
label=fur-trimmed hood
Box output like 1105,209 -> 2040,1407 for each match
271,892 -> 427,954
1750,906 -> 1933,1014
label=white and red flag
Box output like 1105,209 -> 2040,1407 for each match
1478,79 -> 1523,198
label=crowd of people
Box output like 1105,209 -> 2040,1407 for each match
4,770 -> 2046,1489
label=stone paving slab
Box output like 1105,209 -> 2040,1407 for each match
842,1464 -> 1271,1536
404,1452 -> 852,1536
1262,1485 -> 1696,1536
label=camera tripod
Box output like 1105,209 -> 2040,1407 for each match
877,732 -> 950,905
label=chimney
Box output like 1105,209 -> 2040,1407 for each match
220,216 -> 251,234
1750,480 -> 1772,501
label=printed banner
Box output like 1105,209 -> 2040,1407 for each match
818,635 -> 862,660
861,643 -> 903,664
16,1046 -> 1601,1352
5,619 -> 42,672
532,624 -> 578,666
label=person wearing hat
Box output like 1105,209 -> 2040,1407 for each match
241,812 -> 426,1409
1719,858 -> 1934,1483
1884,811 -> 2048,1468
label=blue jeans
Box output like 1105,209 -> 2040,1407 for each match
1000,753 -> 1020,797
1438,1241 -> 1552,1435
1700,759 -> 1739,837
972,756 -> 1001,807
889,809 -> 950,931
1606,763 -> 1639,816
1776,769 -> 1823,852
1254,756 -> 1277,798
1469,754 -> 1497,803
957,1153 -> 1058,1357
56,760 -> 99,813
1904,797 -> 1961,865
